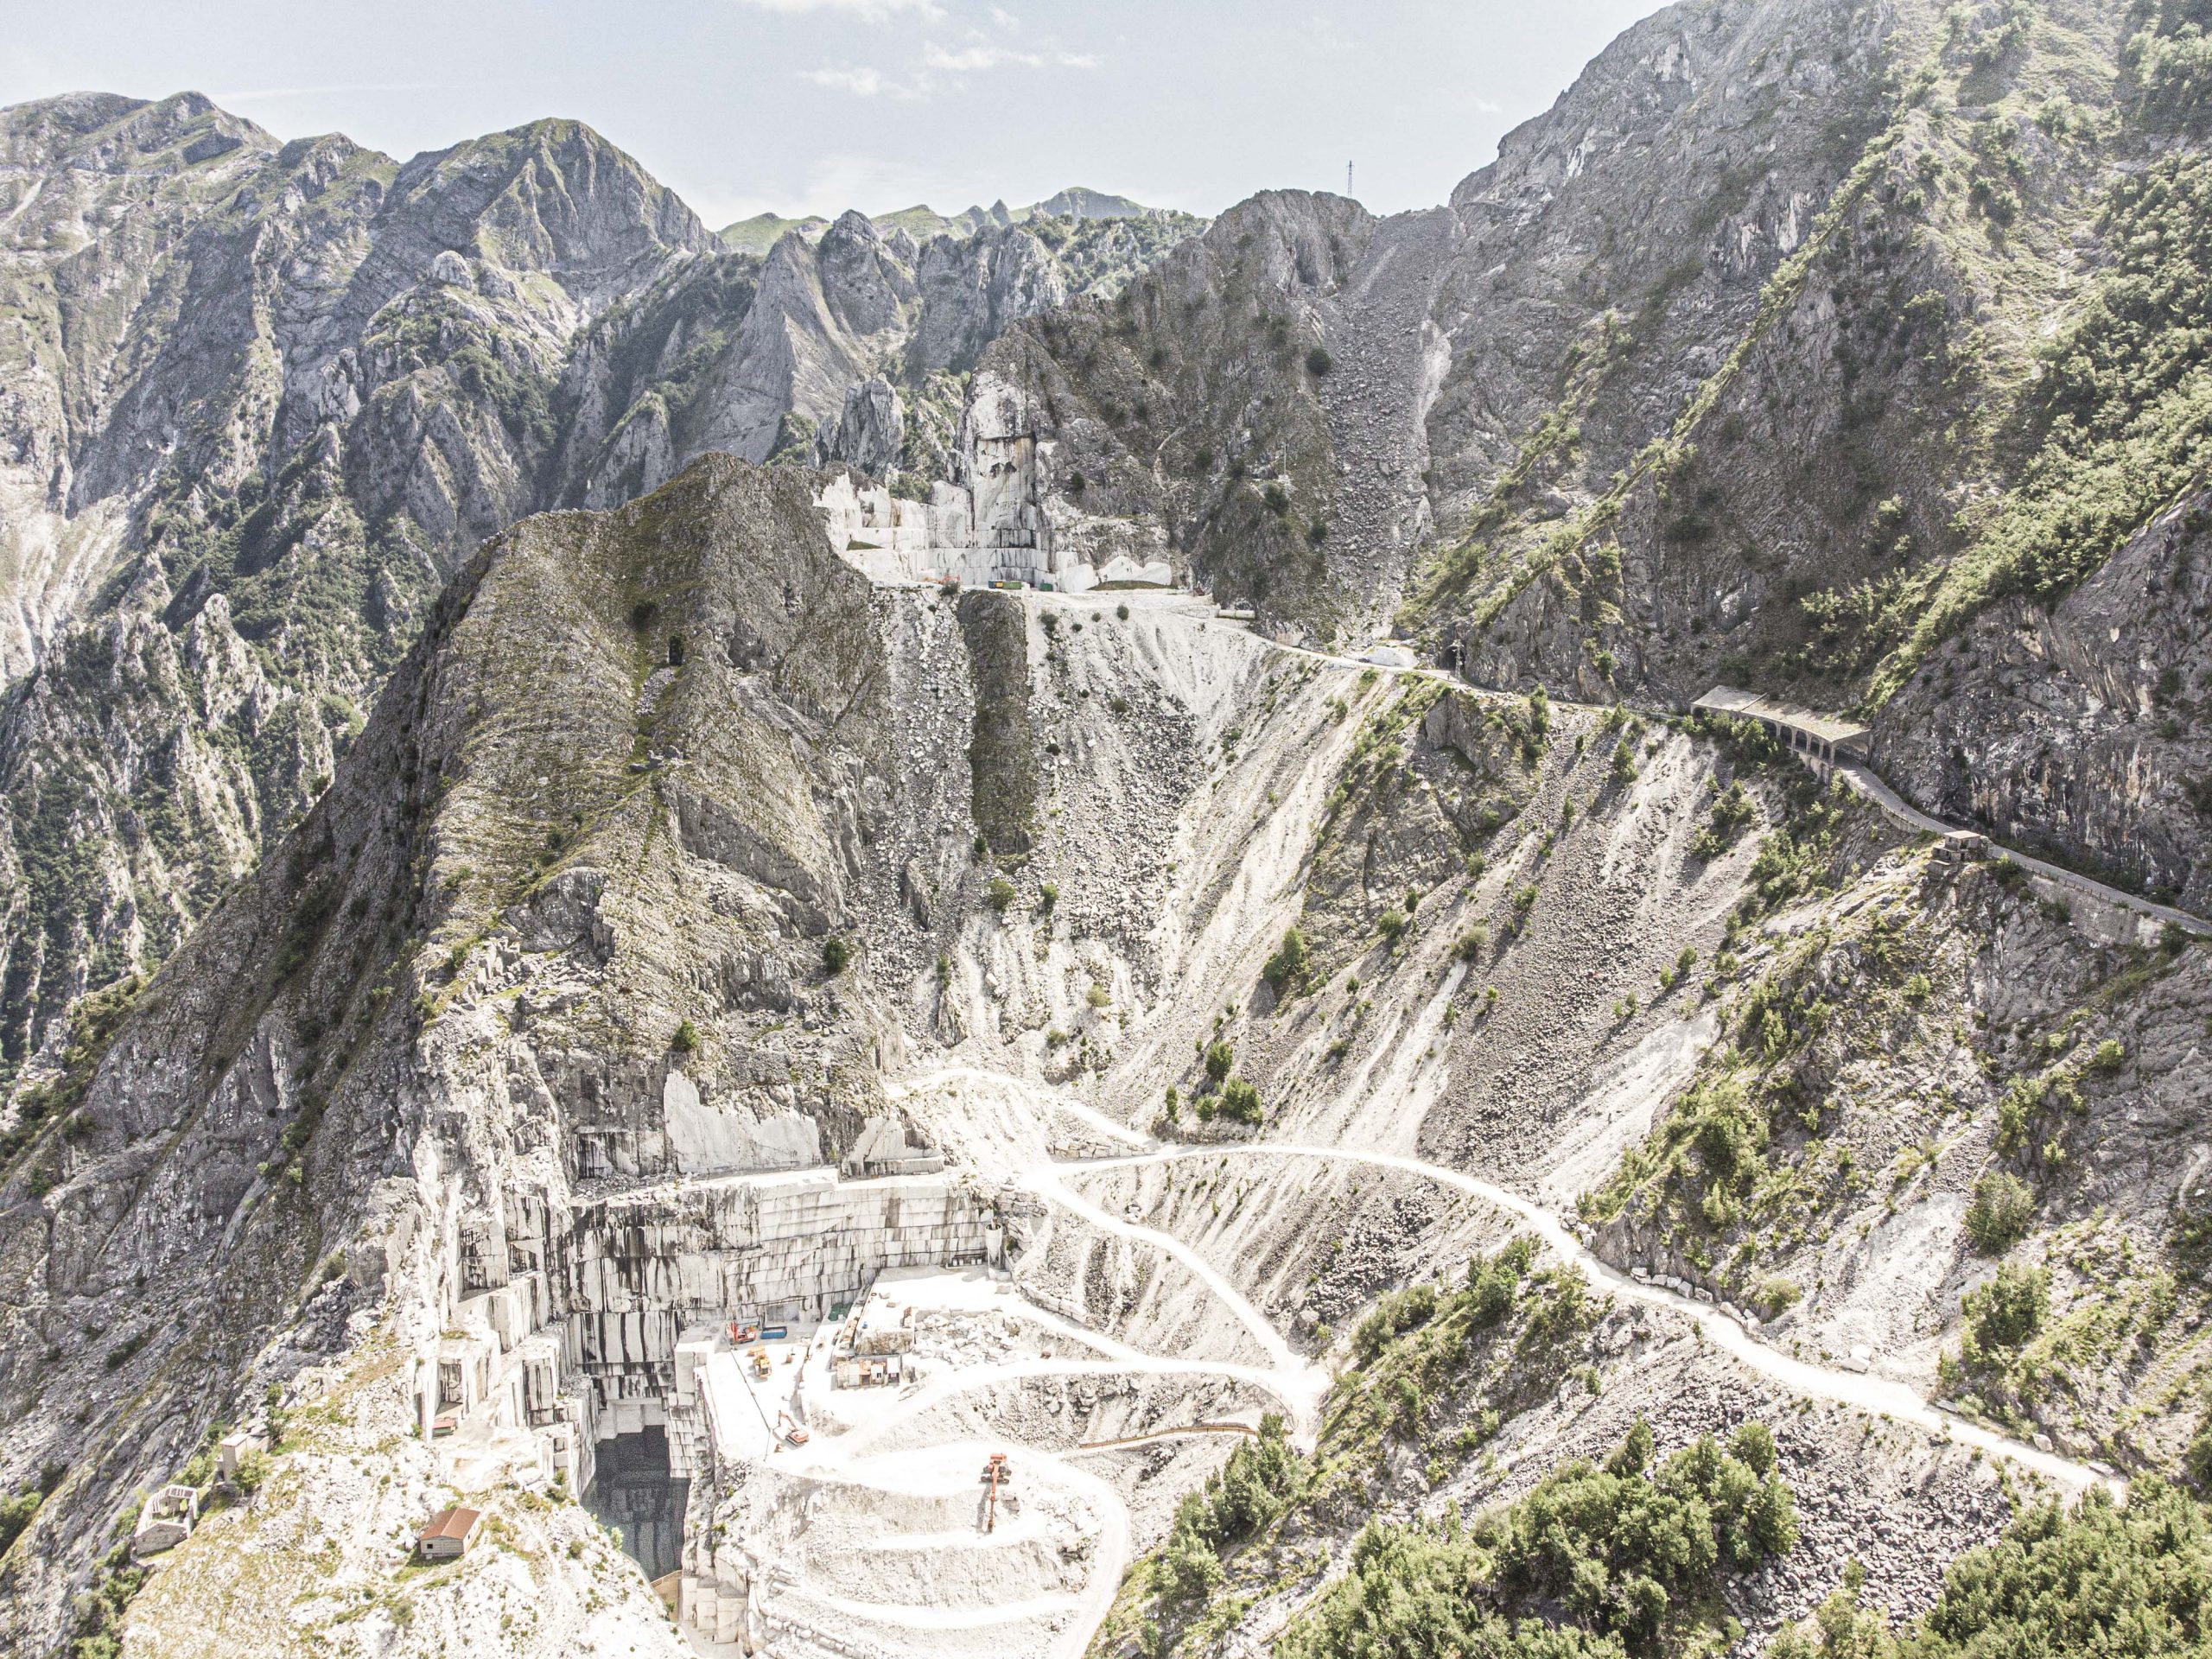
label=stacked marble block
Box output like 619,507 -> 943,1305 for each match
679,1540 -> 766,1651
429,1268 -> 598,1491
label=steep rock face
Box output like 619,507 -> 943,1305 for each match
0,91 -> 1200,1096
976,0 -> 1898,645
1436,0 -> 2212,903
1878,488 -> 2212,908
0,92 -> 274,682
815,375 -> 905,474
909,222 -> 1069,375
0,98 -> 713,1094
2,454 -> 2208,1657
966,0 -> 2212,906
966,190 -> 1387,634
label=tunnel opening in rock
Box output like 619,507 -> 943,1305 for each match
586,1427 -> 690,1582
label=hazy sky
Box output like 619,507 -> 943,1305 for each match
3,1 -> 1665,227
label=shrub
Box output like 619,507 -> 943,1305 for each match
1752,1277 -> 1803,1319
1306,346 -> 1333,376
1262,926 -> 1311,993
1964,1171 -> 2036,1255
671,1018 -> 699,1054
1154,1414 -> 1302,1604
2188,1419 -> 2212,1490
102,1333 -> 145,1372
1204,1041 -> 1235,1084
1354,1283 -> 1441,1361
1456,925 -> 1488,963
232,1449 -> 271,1494
1218,1077 -> 1262,1123
1694,781 -> 1757,858
1278,1420 -> 1797,1659
1466,1243 -> 1529,1326
0,1487 -> 41,1557
1770,1477 -> 2212,1659
1039,881 -> 1058,912
1378,908 -> 1409,943
1967,1262 -> 2049,1351
986,877 -> 1017,912
821,938 -> 850,976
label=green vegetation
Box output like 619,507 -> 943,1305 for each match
68,1533 -> 149,1659
0,1462 -> 62,1560
1964,1170 -> 2036,1255
821,938 -> 850,976
1262,926 -> 1311,994
1155,1414 -> 1305,1602
1964,1262 -> 2049,1353
1204,1041 -> 1234,1085
1693,781 -> 1758,860
1110,1238 -> 1628,1657
986,876 -> 1018,912
1771,1480 -> 2212,1659
0,971 -> 143,1173
671,1018 -> 699,1054
1278,1418 -> 1796,1659
1217,1077 -> 1263,1124
1872,153 -> 2212,700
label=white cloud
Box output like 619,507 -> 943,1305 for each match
922,42 -> 1039,71
988,6 -> 1020,25
797,65 -> 916,97
798,34 -> 1101,101
920,41 -> 1101,73
737,0 -> 944,19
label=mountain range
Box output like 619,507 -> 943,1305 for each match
3,2 -> 2212,1656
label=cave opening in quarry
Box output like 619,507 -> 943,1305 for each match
585,1426 -> 690,1584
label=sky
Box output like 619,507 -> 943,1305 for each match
3,1 -> 1666,228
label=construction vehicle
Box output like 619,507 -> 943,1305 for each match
728,1320 -> 759,1344
777,1411 -> 811,1447
979,1452 -> 1013,1533
749,1346 -> 772,1381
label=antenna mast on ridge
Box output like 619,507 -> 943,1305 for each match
1346,161 -> 1354,199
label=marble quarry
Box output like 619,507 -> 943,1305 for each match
817,369 -> 1173,594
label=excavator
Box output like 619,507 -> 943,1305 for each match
978,1452 -> 1014,1532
